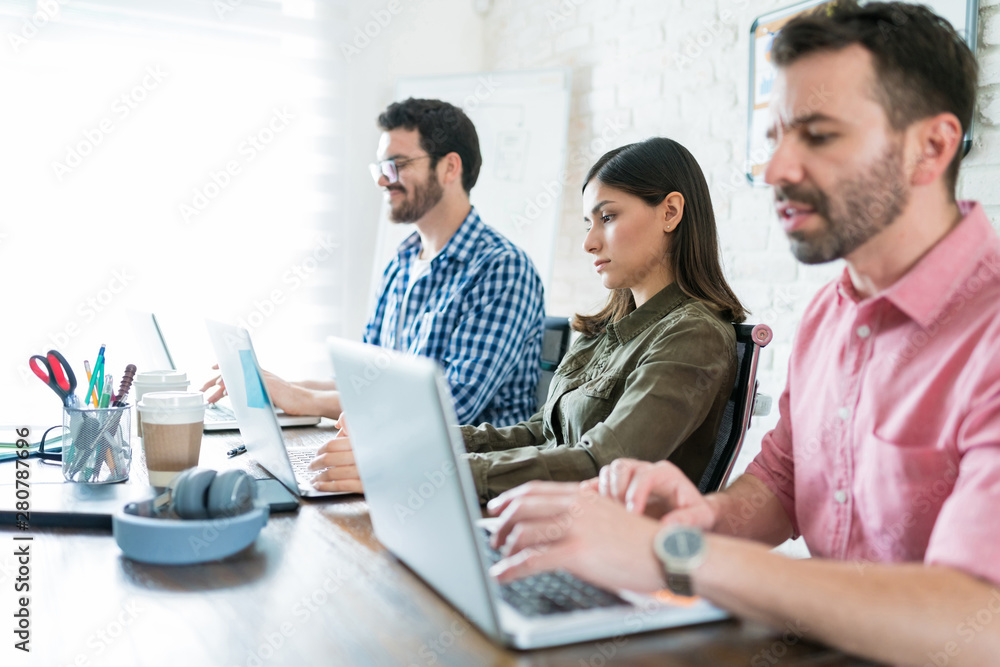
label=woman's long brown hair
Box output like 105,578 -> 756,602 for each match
573,137 -> 747,337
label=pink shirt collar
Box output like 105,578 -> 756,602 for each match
835,201 -> 998,329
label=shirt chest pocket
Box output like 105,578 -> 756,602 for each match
853,433 -> 959,559
580,373 -> 619,399
556,372 -> 624,432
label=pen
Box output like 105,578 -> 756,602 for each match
95,345 -> 106,407
84,344 -> 105,407
84,360 -> 99,407
226,444 -> 247,458
99,376 -> 113,408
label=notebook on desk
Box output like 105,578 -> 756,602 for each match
327,337 -> 729,650
128,310 -> 320,431
206,320 -> 347,500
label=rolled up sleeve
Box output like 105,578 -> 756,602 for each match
925,383 -> 1000,585
461,412 -> 546,454
743,384 -> 799,538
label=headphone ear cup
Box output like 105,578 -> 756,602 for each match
172,468 -> 217,519
206,470 -> 255,518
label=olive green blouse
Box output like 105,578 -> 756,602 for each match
460,282 -> 737,503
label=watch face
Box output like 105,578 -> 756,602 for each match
664,527 -> 704,559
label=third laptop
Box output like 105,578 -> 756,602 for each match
327,337 -> 729,649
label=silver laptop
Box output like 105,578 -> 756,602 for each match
327,337 -> 729,649
128,310 -> 320,430
206,320 -> 345,499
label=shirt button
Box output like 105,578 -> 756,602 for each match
834,490 -> 848,504
856,325 -> 871,339
838,407 -> 852,421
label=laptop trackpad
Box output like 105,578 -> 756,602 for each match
255,478 -> 300,512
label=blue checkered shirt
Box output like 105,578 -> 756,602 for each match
363,207 -> 544,427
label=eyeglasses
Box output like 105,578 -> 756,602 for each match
368,154 -> 432,185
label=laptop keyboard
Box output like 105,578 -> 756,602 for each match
286,448 -> 314,480
480,530 -> 628,616
234,447 -> 315,483
204,404 -> 237,423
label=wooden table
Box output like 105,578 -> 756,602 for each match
1,424 -> 877,666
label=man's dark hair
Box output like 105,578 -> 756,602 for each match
772,0 -> 978,194
377,98 -> 482,193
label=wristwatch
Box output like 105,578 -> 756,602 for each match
652,524 -> 707,596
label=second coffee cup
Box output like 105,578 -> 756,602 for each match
133,371 -> 189,436
137,392 -> 206,487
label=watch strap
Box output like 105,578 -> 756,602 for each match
666,572 -> 694,597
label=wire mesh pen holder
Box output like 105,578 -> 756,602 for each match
62,405 -> 132,483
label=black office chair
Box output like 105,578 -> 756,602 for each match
697,323 -> 773,494
536,316 -> 573,409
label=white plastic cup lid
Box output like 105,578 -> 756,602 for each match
137,391 -> 205,410
134,370 -> 189,385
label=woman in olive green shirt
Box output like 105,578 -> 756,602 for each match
306,137 -> 747,502
461,137 -> 747,502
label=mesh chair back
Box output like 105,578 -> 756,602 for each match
536,316 -> 572,409
697,323 -> 770,494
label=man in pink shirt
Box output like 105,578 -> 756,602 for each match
483,2 -> 1000,664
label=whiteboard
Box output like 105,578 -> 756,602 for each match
371,68 -> 572,296
746,0 -> 979,185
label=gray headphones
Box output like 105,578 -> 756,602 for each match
113,467 -> 269,565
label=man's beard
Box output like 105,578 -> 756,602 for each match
387,171 -> 444,223
777,141 -> 909,264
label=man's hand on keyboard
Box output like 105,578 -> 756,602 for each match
200,365 -> 228,404
308,415 -> 364,494
485,481 -> 666,593
200,365 -> 340,419
258,369 -> 317,416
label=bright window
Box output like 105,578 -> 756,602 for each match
1,0 -> 347,424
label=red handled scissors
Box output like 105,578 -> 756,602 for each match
29,350 -> 79,407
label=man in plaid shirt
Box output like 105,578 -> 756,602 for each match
207,99 -> 544,428
364,203 -> 544,426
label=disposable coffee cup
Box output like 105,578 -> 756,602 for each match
133,371 -> 189,436
137,392 -> 206,487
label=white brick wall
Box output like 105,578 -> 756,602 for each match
482,0 -> 1000,476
